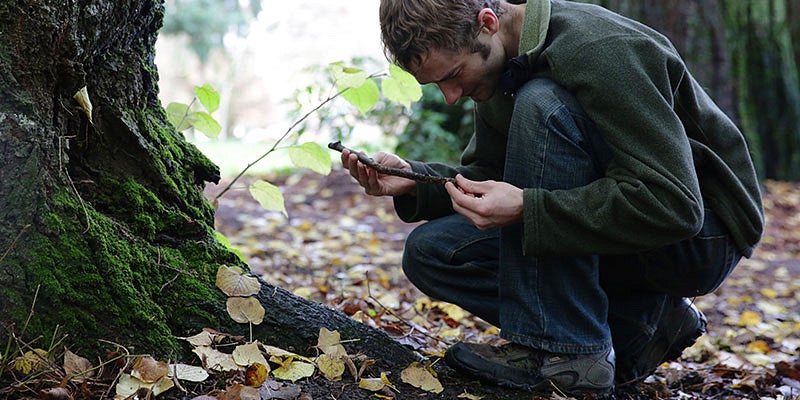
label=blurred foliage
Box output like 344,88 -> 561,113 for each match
395,85 -> 475,164
161,0 -> 261,61
284,57 -> 409,152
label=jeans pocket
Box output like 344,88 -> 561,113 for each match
638,211 -> 741,297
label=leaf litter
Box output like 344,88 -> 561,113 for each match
2,173 -> 798,399
211,172 -> 800,399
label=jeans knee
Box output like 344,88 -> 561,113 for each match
401,224 -> 433,281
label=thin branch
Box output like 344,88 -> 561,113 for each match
1,224 -> 30,264
214,71 -> 384,202
328,141 -> 456,186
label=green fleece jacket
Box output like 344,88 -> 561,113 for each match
394,0 -> 764,257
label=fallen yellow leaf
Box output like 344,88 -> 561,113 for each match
272,360 -> 315,382
316,353 -> 345,381
233,342 -> 269,369
14,349 -> 49,375
317,328 -> 347,358
400,362 -> 443,394
737,310 -> 762,327
745,340 -> 771,354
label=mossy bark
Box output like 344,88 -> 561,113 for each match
0,0 -> 429,375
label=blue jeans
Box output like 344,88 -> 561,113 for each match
402,79 -> 742,356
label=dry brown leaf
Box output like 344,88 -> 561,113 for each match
226,296 -> 265,325
132,356 -> 169,383
216,265 -> 261,297
64,349 -> 93,381
245,362 -> 269,387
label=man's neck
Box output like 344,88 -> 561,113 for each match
500,3 -> 526,58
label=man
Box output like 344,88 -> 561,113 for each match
340,0 -> 763,395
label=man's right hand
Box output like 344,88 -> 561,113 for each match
341,149 -> 417,197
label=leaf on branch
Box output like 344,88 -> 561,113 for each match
166,102 -> 193,131
288,142 -> 332,175
249,180 -> 287,216
381,64 -> 422,108
216,265 -> 261,297
330,62 -> 367,89
193,111 -> 222,138
226,296 -> 265,325
194,84 -> 220,113
342,78 -> 380,114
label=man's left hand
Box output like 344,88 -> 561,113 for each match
445,174 -> 524,230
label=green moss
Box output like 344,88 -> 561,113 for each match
14,185 -> 237,359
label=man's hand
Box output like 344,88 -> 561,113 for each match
341,149 -> 417,197
445,174 -> 524,229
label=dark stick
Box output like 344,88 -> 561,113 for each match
328,141 -> 456,186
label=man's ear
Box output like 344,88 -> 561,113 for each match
477,8 -> 500,34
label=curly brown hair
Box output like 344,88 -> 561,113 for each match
379,0 -> 506,72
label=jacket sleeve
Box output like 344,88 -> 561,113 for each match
523,34 -> 704,256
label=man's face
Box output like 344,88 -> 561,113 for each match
411,41 -> 507,104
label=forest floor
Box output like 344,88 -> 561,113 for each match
3,170 -> 797,400
208,169 -> 800,400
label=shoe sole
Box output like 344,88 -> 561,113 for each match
444,345 -> 614,396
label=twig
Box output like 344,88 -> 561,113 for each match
328,141 -> 456,186
213,71 -> 384,202
1,224 -> 30,264
365,274 -> 451,348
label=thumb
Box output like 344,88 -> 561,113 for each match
455,174 -> 483,195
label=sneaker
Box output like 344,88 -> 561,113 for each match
444,341 -> 615,395
615,297 -> 707,385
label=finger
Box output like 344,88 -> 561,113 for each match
455,174 -> 481,194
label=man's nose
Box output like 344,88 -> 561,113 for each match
436,82 -> 462,105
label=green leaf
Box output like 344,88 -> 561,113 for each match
214,231 -> 246,263
342,78 -> 380,114
381,64 -> 422,108
193,111 -> 222,138
166,102 -> 193,131
330,62 -> 367,90
249,180 -> 287,216
194,84 -> 220,113
288,142 -> 332,175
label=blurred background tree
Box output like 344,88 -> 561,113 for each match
156,0 -> 800,180
161,0 -> 261,62
582,0 -> 800,180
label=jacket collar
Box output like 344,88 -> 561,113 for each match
518,0 -> 551,61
